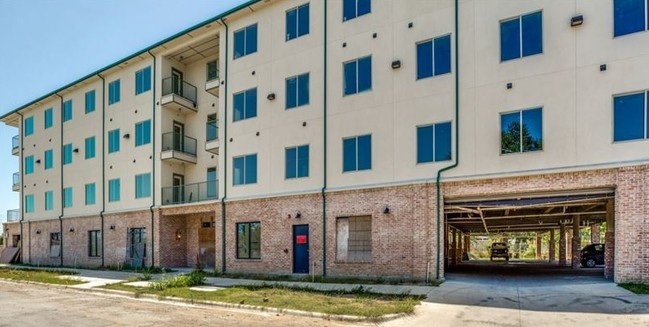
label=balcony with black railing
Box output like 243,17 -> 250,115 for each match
205,119 -> 219,154
161,180 -> 218,206
12,135 -> 19,156
12,172 -> 19,192
161,77 -> 198,114
7,209 -> 20,222
161,132 -> 197,164
205,60 -> 220,97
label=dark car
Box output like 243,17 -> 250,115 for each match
490,242 -> 509,261
580,243 -> 605,268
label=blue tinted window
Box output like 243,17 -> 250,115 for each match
343,135 -> 371,172
501,108 -> 543,154
63,187 -> 73,208
500,18 -> 521,61
614,0 -> 646,37
416,41 -> 433,79
24,116 -> 34,136
434,35 -> 452,76
63,100 -> 73,122
233,154 -> 258,185
286,145 -> 309,179
417,122 -> 453,164
234,24 -> 258,59
108,129 -> 120,153
207,167 -> 218,198
435,122 -> 452,161
233,88 -> 257,121
417,126 -> 434,163
613,93 -> 645,142
85,183 -> 96,205
286,73 -> 310,109
45,191 -> 54,211
25,194 -> 35,213
522,11 -> 543,57
135,173 -> 151,199
501,11 -> 542,61
344,56 -> 371,96
287,3 -> 310,41
44,108 -> 53,129
135,120 -> 151,146
109,79 -> 120,105
417,35 -> 451,80
63,143 -> 73,165
109,179 -> 120,202
25,155 -> 34,174
85,90 -> 96,113
135,66 -> 152,95
343,0 -> 371,21
85,137 -> 96,159
45,149 -> 53,170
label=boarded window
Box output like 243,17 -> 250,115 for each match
336,216 -> 372,262
50,232 -> 61,257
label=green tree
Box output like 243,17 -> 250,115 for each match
501,121 -> 542,153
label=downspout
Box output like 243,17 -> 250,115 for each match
147,51 -> 157,268
97,74 -> 106,267
17,112 -> 25,263
435,0 -> 460,280
55,93 -> 64,267
220,19 -> 229,273
321,0 -> 328,277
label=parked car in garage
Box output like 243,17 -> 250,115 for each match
580,243 -> 605,268
490,242 -> 509,261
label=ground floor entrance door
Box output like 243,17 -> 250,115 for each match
293,224 -> 309,274
129,228 -> 146,268
199,222 -> 215,268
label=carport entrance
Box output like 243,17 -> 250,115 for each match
444,190 -> 615,279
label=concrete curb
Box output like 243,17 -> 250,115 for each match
0,278 -> 413,323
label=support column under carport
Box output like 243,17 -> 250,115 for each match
559,222 -> 566,266
605,199 -> 615,279
591,224 -> 600,243
572,215 -> 581,269
549,229 -> 555,263
536,232 -> 542,260
451,228 -> 457,265
463,233 -> 470,260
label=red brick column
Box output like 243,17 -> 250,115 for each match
451,228 -> 457,265
605,199 -> 615,279
549,229 -> 555,263
536,232 -> 542,260
559,223 -> 566,266
572,215 -> 581,269
591,224 -> 600,244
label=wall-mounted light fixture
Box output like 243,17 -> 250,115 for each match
109,225 -> 115,230
267,93 -> 276,101
69,228 -> 75,233
175,229 -> 182,240
73,148 -> 79,153
295,212 -> 302,219
570,15 -> 584,27
383,205 -> 391,215
35,159 -> 42,164
36,230 -> 41,234
391,60 -> 402,69
123,133 -> 130,139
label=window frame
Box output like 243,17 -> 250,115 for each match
285,144 -> 310,179
416,121 -> 453,164
108,129 -> 120,153
613,0 -> 649,37
88,230 -> 102,257
236,221 -> 261,259
285,73 -> 310,109
499,10 -> 543,62
44,149 -> 54,170
45,190 -> 54,211
135,120 -> 151,147
286,3 -> 310,41
63,99 -> 73,122
233,88 -> 258,122
85,183 -> 96,206
233,153 -> 258,186
63,143 -> 73,165
343,56 -> 372,96
85,136 -> 96,159
342,134 -> 372,172
135,66 -> 152,95
108,178 -> 121,202
25,194 -> 35,213
416,34 -> 452,80
108,79 -> 121,105
335,216 -> 372,262
63,187 -> 73,208
500,107 -> 544,154
343,0 -> 371,22
24,116 -> 34,137
612,90 -> 649,143
233,24 -> 258,60
85,90 -> 96,114
50,232 -> 61,258
44,108 -> 54,129
135,173 -> 152,199
25,155 -> 34,175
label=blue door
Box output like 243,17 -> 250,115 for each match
293,224 -> 309,274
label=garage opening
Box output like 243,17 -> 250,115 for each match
444,189 -> 615,279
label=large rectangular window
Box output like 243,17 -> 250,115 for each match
50,232 -> 61,257
343,56 -> 372,96
63,100 -> 73,122
135,120 -> 151,146
286,73 -> 309,109
135,66 -> 152,95
63,143 -> 73,165
85,183 -> 96,205
614,0 -> 648,37
45,191 -> 54,211
44,149 -> 54,170
88,230 -> 102,257
44,108 -> 53,129
501,108 -> 543,154
207,167 -> 218,198
25,155 -> 34,175
233,154 -> 258,185
286,3 -> 310,41
135,173 -> 151,199
285,145 -> 309,179
417,122 -> 452,163
236,222 -> 261,259
85,90 -> 96,113
233,88 -> 257,121
343,0 -> 371,21
63,187 -> 73,208
85,136 -> 96,159
24,116 -> 34,136
108,79 -> 121,105
500,11 -> 543,61
233,24 -> 258,59
613,91 -> 649,142
343,134 -> 371,172
25,194 -> 35,213
416,35 -> 451,79
108,129 -> 120,153
108,179 -> 120,202
336,216 -> 372,262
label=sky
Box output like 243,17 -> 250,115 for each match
0,0 -> 248,227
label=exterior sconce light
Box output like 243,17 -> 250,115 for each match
35,159 -> 42,164
110,225 -> 115,230
383,205 -> 391,214
570,15 -> 584,27
391,60 -> 402,69
267,93 -> 276,101
69,228 -> 75,232
295,212 -> 302,219
36,230 -> 41,234
123,133 -> 130,139
73,148 -> 79,153
175,229 -> 182,240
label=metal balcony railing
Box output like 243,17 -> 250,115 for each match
206,119 -> 218,142
12,172 -> 19,188
12,135 -> 19,152
206,60 -> 219,82
162,132 -> 197,156
161,180 -> 218,205
162,77 -> 197,106
7,209 -> 20,222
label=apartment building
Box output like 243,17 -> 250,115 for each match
2,0 -> 649,283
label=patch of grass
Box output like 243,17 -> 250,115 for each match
12,263 -> 173,274
210,272 -> 437,286
619,283 -> 649,294
150,271 -> 206,290
101,282 -> 423,318
0,267 -> 84,285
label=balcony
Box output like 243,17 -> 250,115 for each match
12,172 -> 19,192
161,132 -> 197,164
205,60 -> 220,97
161,180 -> 218,206
161,77 -> 198,114
205,119 -> 219,154
7,209 -> 20,222
12,135 -> 19,156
